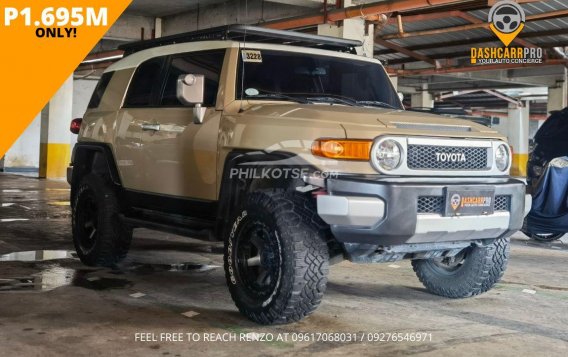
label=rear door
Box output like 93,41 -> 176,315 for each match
114,57 -> 166,192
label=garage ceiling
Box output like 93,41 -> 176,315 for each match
125,0 -> 384,17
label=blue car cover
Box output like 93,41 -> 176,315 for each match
526,157 -> 568,234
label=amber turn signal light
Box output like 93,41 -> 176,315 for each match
311,139 -> 372,160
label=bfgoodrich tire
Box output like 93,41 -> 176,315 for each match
72,174 -> 132,267
412,238 -> 510,298
224,190 -> 330,325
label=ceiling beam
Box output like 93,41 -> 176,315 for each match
376,29 -> 568,56
262,0 -> 468,30
267,0 -> 324,7
374,38 -> 439,66
388,59 -> 568,76
380,9 -> 568,40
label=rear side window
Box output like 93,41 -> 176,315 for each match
124,57 -> 165,107
88,72 -> 114,109
160,50 -> 225,107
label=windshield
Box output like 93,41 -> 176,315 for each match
237,49 -> 403,110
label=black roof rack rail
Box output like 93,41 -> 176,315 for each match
118,24 -> 362,55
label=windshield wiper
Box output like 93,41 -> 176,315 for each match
356,100 -> 399,109
245,91 -> 311,104
305,96 -> 359,106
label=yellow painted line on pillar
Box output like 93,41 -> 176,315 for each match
39,143 -> 71,179
511,153 -> 528,177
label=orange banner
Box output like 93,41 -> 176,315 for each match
0,0 -> 132,158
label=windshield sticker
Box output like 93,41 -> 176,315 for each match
242,50 -> 263,63
245,88 -> 259,96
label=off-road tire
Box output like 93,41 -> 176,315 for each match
412,238 -> 510,298
72,174 -> 132,267
224,190 -> 330,324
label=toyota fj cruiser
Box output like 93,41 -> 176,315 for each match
69,25 -> 530,325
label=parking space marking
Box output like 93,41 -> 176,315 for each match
0,219 -> 29,223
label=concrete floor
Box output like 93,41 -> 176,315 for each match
0,173 -> 567,357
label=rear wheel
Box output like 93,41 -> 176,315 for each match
412,238 -> 509,298
224,190 -> 330,324
521,219 -> 564,242
72,174 -> 132,267
522,230 -> 564,242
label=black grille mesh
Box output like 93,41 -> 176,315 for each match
407,145 -> 488,170
417,195 -> 511,214
417,196 -> 444,214
494,195 -> 511,211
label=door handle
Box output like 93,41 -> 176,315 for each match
141,123 -> 160,131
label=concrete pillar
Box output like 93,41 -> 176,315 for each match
155,18 -> 163,38
39,76 -> 73,179
389,76 -> 398,91
317,0 -> 374,58
508,102 -> 529,177
411,84 -> 433,108
547,69 -> 567,113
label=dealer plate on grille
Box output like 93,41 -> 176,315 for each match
444,188 -> 495,217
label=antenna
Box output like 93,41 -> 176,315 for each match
239,0 -> 249,113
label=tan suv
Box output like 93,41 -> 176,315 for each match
68,25 -> 530,325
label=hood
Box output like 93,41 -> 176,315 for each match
239,103 -> 505,141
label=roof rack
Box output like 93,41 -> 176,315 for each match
119,24 -> 362,55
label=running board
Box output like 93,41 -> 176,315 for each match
119,215 -> 215,241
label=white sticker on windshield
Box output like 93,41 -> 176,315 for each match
242,50 -> 263,63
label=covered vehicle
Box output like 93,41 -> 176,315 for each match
524,107 -> 568,241
527,107 -> 568,192
523,157 -> 568,241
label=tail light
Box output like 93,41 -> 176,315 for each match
70,118 -> 82,134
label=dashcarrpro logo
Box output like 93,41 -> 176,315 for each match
489,0 -> 525,46
470,0 -> 542,65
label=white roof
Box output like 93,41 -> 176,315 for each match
105,40 -> 383,72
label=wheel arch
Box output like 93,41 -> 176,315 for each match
215,149 -> 319,241
70,143 -> 122,204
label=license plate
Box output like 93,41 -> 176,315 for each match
444,188 -> 495,217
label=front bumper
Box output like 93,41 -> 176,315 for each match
316,176 -> 529,246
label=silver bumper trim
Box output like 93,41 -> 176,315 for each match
317,195 -> 385,227
415,212 -> 510,234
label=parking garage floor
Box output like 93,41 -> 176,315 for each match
0,173 -> 567,356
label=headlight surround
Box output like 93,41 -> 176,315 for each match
373,139 -> 403,171
495,144 -> 510,172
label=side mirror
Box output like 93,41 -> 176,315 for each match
177,74 -> 206,124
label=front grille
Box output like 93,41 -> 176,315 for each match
417,196 -> 444,214
494,195 -> 511,211
417,195 -> 511,214
407,145 -> 488,170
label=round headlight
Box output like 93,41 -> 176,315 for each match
495,144 -> 510,172
374,139 -> 402,171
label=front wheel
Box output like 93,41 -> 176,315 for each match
224,190 -> 330,325
412,238 -> 509,298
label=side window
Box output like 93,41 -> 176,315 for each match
160,50 -> 225,107
124,57 -> 165,107
88,72 -> 114,109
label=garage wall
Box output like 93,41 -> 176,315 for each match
3,114 -> 41,169
2,79 -> 97,172
162,0 -> 308,35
